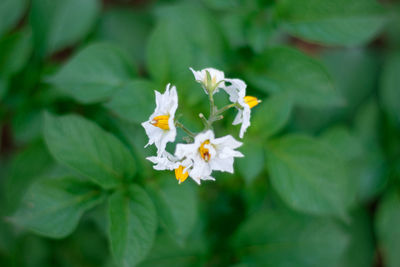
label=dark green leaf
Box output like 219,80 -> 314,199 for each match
138,232 -> 206,267
148,178 -> 198,244
146,2 -> 225,87
249,93 -> 293,139
47,42 -> 136,103
105,80 -> 156,124
341,209 -> 374,267
380,52 -> 400,124
376,191 -> 400,267
266,134 -> 354,218
108,185 -> 157,267
276,0 -> 387,46
12,177 -> 104,238
44,113 -> 135,189
0,28 -> 32,77
5,141 -> 53,214
0,0 -> 27,37
96,8 -> 152,63
30,0 -> 100,55
247,46 -> 344,108
237,141 -> 265,184
234,206 -> 348,267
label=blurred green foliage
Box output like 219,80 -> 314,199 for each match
0,0 -> 399,266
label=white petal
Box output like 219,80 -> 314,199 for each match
239,106 -> 251,138
210,157 -> 234,173
232,109 -> 243,125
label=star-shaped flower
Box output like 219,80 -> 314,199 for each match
142,84 -> 178,155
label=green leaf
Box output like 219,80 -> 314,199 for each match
138,232 -> 206,267
43,113 -> 135,189
0,0 -> 27,37
0,28 -> 32,77
146,2 -> 225,87
341,209 -> 374,267
0,78 -> 7,100
96,7 -> 152,63
237,141 -> 265,184
30,0 -> 100,55
5,141 -> 53,214
105,80 -> 156,124
276,0 -> 387,46
233,206 -> 348,267
266,134 -> 354,218
376,191 -> 400,267
247,46 -> 344,108
321,126 -> 385,203
47,43 -> 136,103
108,185 -> 157,267
12,176 -> 104,238
380,52 -> 400,124
321,48 -> 379,112
148,178 -> 198,244
249,93 -> 293,139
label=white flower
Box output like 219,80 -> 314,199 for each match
142,84 -> 178,155
190,67 -> 225,95
175,130 -> 243,184
224,79 -> 261,138
147,151 -> 193,184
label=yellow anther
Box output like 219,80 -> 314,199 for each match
175,165 -> 189,184
151,115 -> 170,130
244,96 -> 261,109
199,140 -> 211,161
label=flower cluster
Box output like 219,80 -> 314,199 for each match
142,68 -> 261,185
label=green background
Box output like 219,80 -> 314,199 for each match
0,0 -> 400,266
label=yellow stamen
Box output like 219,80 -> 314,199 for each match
175,165 -> 189,184
151,115 -> 170,130
244,96 -> 260,109
199,140 -> 211,161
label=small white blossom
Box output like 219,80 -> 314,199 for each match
224,78 -> 261,138
190,67 -> 225,95
147,151 -> 193,184
175,130 -> 243,184
142,84 -> 178,155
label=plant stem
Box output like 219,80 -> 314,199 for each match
215,103 -> 237,116
175,121 -> 195,138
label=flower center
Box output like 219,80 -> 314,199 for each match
244,96 -> 260,109
175,165 -> 189,184
151,115 -> 170,130
199,140 -> 211,162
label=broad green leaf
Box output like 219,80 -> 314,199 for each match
321,126 -> 385,203
138,232 -> 206,267
341,209 -> 374,267
247,46 -> 344,108
249,93 -> 293,139
148,178 -> 198,244
0,78 -> 7,100
276,0 -> 387,46
0,0 -> 27,37
376,191 -> 400,267
233,206 -> 348,267
5,141 -> 53,214
30,0 -> 100,55
108,185 -> 157,267
0,28 -> 32,77
380,52 -> 400,124
47,43 -> 136,103
96,8 -> 152,63
321,49 -> 379,111
237,141 -> 265,184
44,113 -> 135,189
266,134 -> 354,218
105,80 -> 156,124
146,2 -> 225,87
12,177 -> 104,238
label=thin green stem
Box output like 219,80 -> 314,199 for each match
175,121 -> 195,138
215,103 -> 237,116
